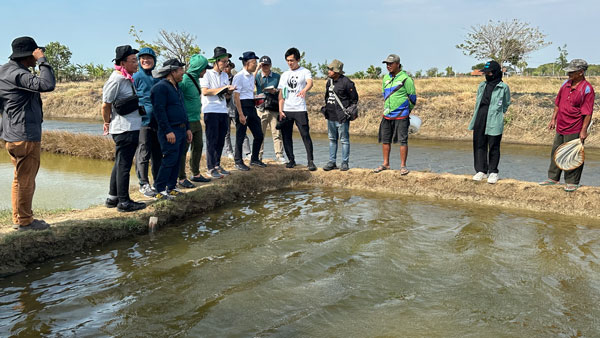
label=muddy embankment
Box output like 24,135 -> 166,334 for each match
1,162 -> 600,276
41,77 -> 600,147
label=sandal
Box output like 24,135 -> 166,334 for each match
400,167 -> 410,175
539,179 -> 559,186
564,184 -> 579,192
373,165 -> 390,173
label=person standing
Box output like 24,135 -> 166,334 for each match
373,54 -> 416,175
278,47 -> 316,171
133,47 -> 161,197
151,59 -> 192,199
467,60 -> 511,184
0,36 -> 55,230
177,54 -> 212,188
232,51 -> 266,171
102,45 -> 146,212
539,59 -> 595,192
201,47 -> 236,179
255,55 -> 285,163
322,59 -> 358,172
224,61 -> 250,160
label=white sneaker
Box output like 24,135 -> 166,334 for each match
277,156 -> 287,164
487,173 -> 499,184
139,184 -> 155,197
227,153 -> 234,160
473,172 -> 487,181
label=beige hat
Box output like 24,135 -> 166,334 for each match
328,59 -> 345,74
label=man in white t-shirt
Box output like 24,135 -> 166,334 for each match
200,46 -> 236,179
277,47 -> 316,171
232,51 -> 266,171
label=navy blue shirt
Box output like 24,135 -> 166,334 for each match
150,79 -> 189,134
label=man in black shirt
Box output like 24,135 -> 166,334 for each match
322,59 -> 358,171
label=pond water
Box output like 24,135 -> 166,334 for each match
1,119 -> 598,211
1,188 -> 599,337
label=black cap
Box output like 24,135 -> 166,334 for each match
113,45 -> 139,64
239,51 -> 259,61
212,46 -> 232,60
481,60 -> 501,73
259,55 -> 272,65
9,37 -> 44,59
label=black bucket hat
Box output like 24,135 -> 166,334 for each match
239,51 -> 259,61
9,37 -> 44,59
113,45 -> 139,64
212,46 -> 232,60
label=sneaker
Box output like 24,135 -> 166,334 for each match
227,153 -> 234,160
487,173 -> 499,184
216,166 -> 230,176
235,162 -> 251,171
155,191 -> 175,200
307,161 -> 317,171
277,156 -> 287,164
178,179 -> 195,189
250,160 -> 267,168
208,169 -> 224,179
139,184 -> 156,197
190,175 -> 211,183
105,198 -> 118,208
18,219 -> 50,231
473,172 -> 487,181
117,200 -> 146,212
340,162 -> 349,171
323,162 -> 337,171
244,154 -> 251,161
286,161 -> 296,169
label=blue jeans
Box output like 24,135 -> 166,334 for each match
327,120 -> 349,163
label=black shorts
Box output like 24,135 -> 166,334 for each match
378,117 -> 409,145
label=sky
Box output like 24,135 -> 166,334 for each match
1,0 -> 598,74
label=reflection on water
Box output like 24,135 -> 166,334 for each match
1,188 -> 599,336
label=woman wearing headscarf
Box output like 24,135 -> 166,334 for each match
468,60 -> 511,184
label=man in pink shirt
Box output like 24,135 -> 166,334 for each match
540,59 -> 595,192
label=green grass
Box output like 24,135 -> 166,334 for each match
0,208 -> 74,226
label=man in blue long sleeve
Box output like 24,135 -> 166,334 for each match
151,59 -> 192,200
133,47 -> 161,197
0,37 -> 56,231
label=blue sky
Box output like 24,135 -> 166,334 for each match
1,0 -> 598,74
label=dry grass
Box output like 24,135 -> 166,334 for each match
40,77 -> 600,146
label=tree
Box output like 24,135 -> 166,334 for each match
471,62 -> 485,70
414,70 -> 423,78
426,67 -> 439,77
129,26 -> 202,65
299,52 -> 318,78
456,19 -> 550,67
44,41 -> 72,82
366,65 -> 382,79
555,44 -> 568,76
350,71 -> 366,79
445,66 -> 455,77
317,60 -> 329,78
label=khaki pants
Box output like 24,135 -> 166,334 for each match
6,141 -> 41,226
258,108 -> 283,159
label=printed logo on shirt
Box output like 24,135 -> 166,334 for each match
287,75 -> 299,91
327,86 -> 336,105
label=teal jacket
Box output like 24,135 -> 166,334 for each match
468,81 -> 511,136
181,54 -> 210,122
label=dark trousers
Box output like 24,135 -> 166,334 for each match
110,131 -> 139,203
281,111 -> 314,163
135,126 -> 162,186
178,120 -> 203,179
154,127 -> 187,192
204,113 -> 229,170
235,100 -> 264,163
473,127 -> 502,174
547,132 -> 584,184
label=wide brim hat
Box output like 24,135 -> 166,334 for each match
328,59 -> 345,75
152,59 -> 186,78
10,36 -> 44,59
212,46 -> 232,61
239,51 -> 259,61
113,45 -> 139,63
